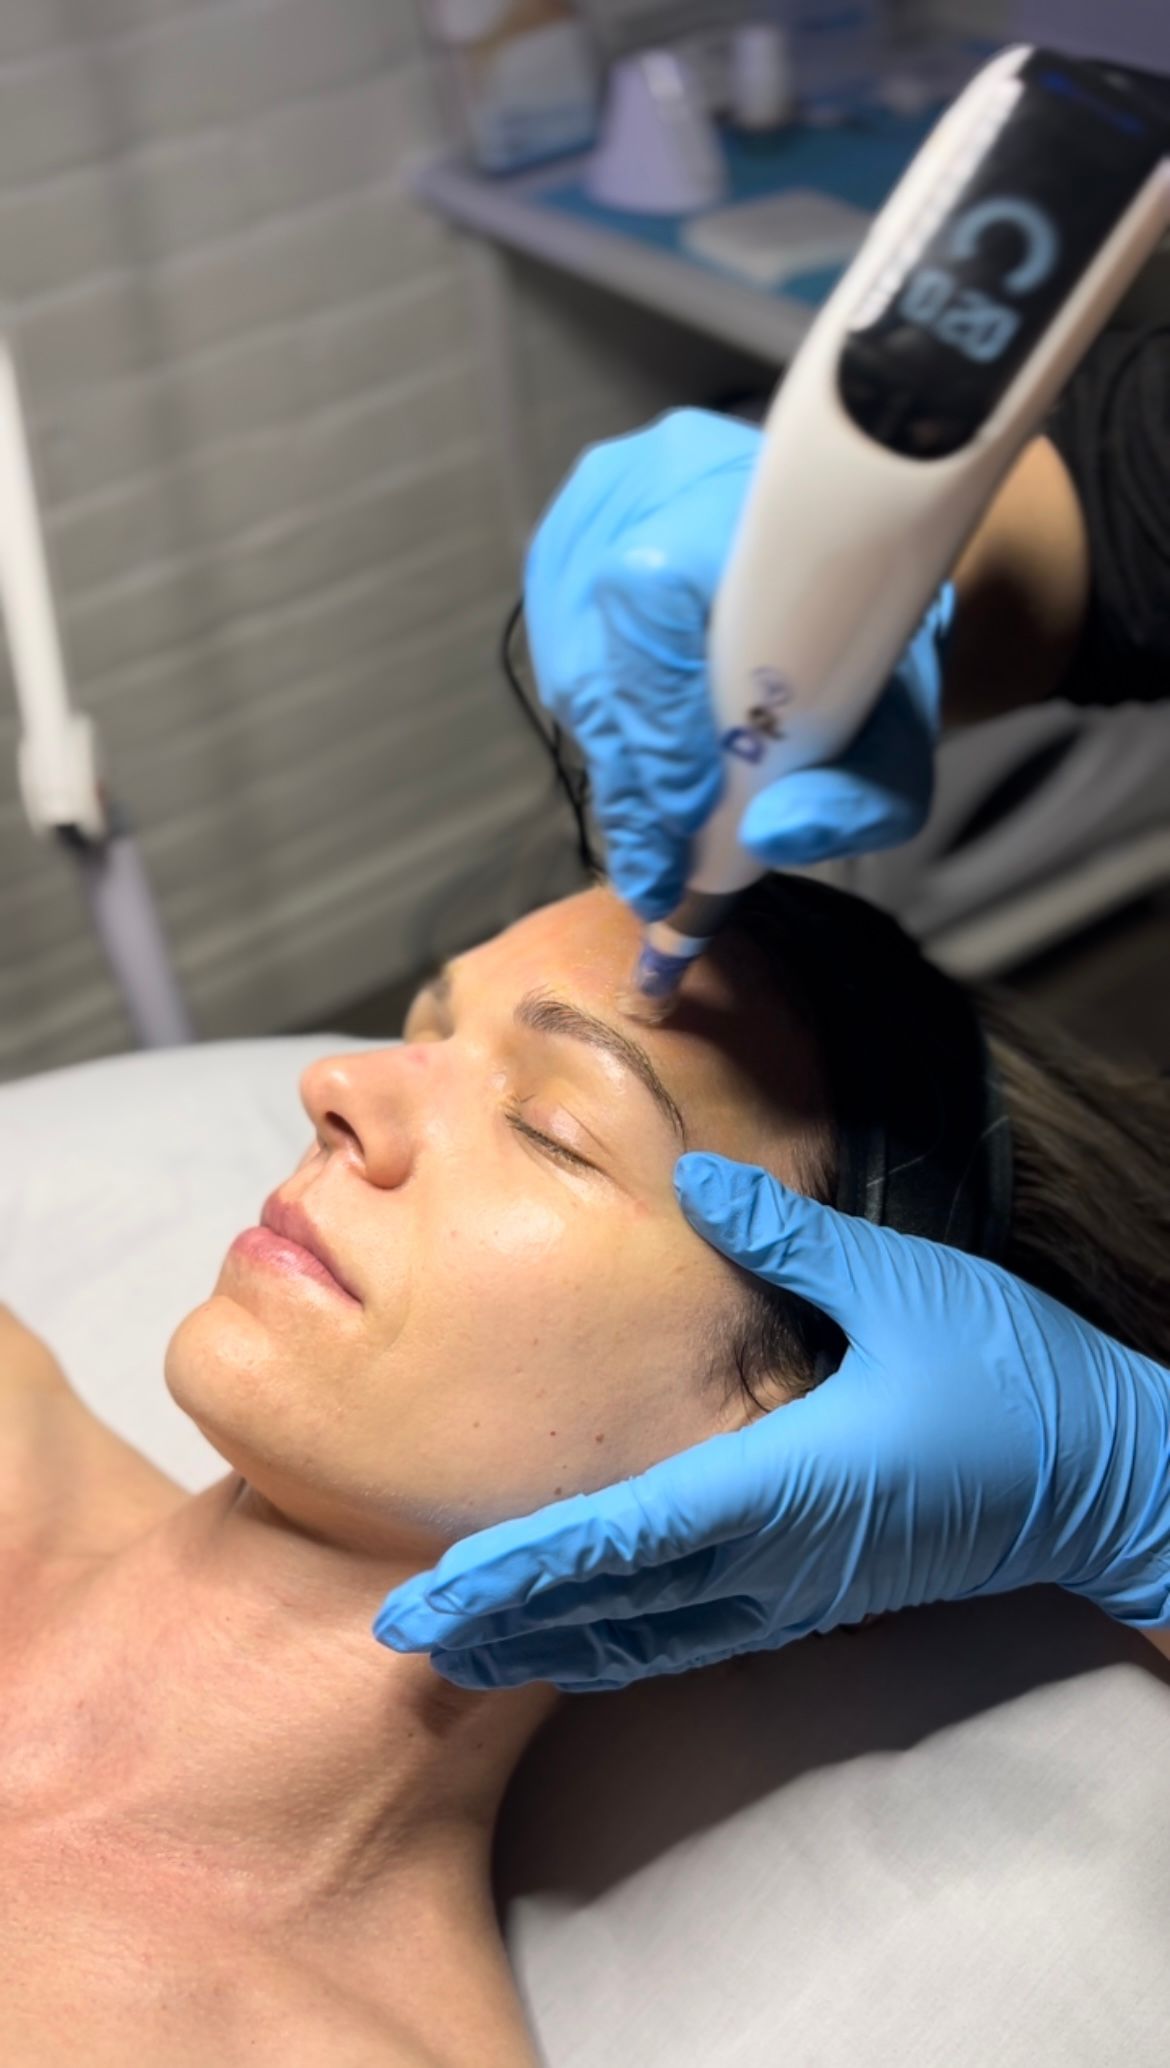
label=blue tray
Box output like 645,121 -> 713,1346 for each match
531,111 -> 937,306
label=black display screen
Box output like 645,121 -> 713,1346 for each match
838,52 -> 1170,458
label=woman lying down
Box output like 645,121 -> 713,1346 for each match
2,874 -> 1167,2068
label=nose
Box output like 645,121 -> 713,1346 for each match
300,1047 -> 425,1190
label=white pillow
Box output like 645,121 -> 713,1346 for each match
3,1042 -> 1168,2065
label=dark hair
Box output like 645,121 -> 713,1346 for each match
498,609 -> 1170,1403
718,876 -> 1170,1414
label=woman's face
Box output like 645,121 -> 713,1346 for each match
167,888 -> 829,1558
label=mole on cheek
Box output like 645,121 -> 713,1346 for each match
594,1432 -> 605,1444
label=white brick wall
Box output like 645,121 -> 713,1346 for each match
0,0 -> 784,1080
0,0 -> 575,1078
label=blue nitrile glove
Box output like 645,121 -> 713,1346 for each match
372,1156 -> 1170,1692
523,408 -> 952,921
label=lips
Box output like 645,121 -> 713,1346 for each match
260,1193 -> 362,1304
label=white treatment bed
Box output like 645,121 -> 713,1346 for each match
2,1037 -> 1168,2066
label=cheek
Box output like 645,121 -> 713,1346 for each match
395,1184 -> 619,1366
386,1187 -> 733,1476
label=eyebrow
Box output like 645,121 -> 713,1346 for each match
516,990 -> 687,1145
418,966 -> 687,1146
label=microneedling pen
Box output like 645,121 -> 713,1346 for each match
622,43 -> 1170,1021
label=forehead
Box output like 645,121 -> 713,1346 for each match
457,886 -> 828,1181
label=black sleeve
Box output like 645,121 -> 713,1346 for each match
1045,322 -> 1170,706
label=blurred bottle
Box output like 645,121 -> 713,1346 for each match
426,0 -> 600,173
729,20 -> 796,134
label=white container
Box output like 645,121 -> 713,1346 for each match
586,49 -> 728,215
428,0 -> 599,174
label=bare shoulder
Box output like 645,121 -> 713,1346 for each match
340,2022 -> 458,2068
0,1304 -> 98,1492
337,2009 -> 524,2068
0,1304 -> 74,1398
241,1952 -> 493,2068
260,1937 -> 537,2068
0,1303 -> 186,1558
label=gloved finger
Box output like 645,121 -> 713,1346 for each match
595,545 -> 722,830
524,449 -> 691,915
371,1472 -> 680,1652
372,1414 -> 786,1652
739,677 -> 935,867
528,541 -> 720,920
429,1593 -> 784,1693
524,411 -> 759,723
675,1152 -> 937,1344
581,545 -> 723,917
579,712 -> 692,920
739,762 -> 919,868
836,667 -> 936,824
381,1531 -> 767,1656
596,800 -> 689,921
523,436 -> 642,728
527,583 -> 689,919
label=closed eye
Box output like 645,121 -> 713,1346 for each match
505,1103 -> 596,1173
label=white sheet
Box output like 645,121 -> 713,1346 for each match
3,1039 -> 1169,2065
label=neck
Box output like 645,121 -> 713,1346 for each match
14,1476 -> 557,1949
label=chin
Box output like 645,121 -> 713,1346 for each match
164,1292 -> 279,1457
166,1288 -> 270,1384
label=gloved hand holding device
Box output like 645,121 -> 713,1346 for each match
524,408 -> 949,922
374,1158 -> 1170,1688
529,44 -> 1170,1017
373,50 -> 1170,1683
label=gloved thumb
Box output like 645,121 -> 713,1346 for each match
675,1151 -> 922,1344
738,666 -> 939,869
738,762 -> 921,868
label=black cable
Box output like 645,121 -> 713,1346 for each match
499,597 -> 598,874
499,597 -> 551,753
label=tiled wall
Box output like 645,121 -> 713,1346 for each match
0,1 -> 953,1080
1,0 -> 695,1079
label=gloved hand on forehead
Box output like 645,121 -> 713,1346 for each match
523,408 -> 952,920
372,1156 -> 1170,1692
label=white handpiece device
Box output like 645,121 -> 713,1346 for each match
628,44 -> 1170,1014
